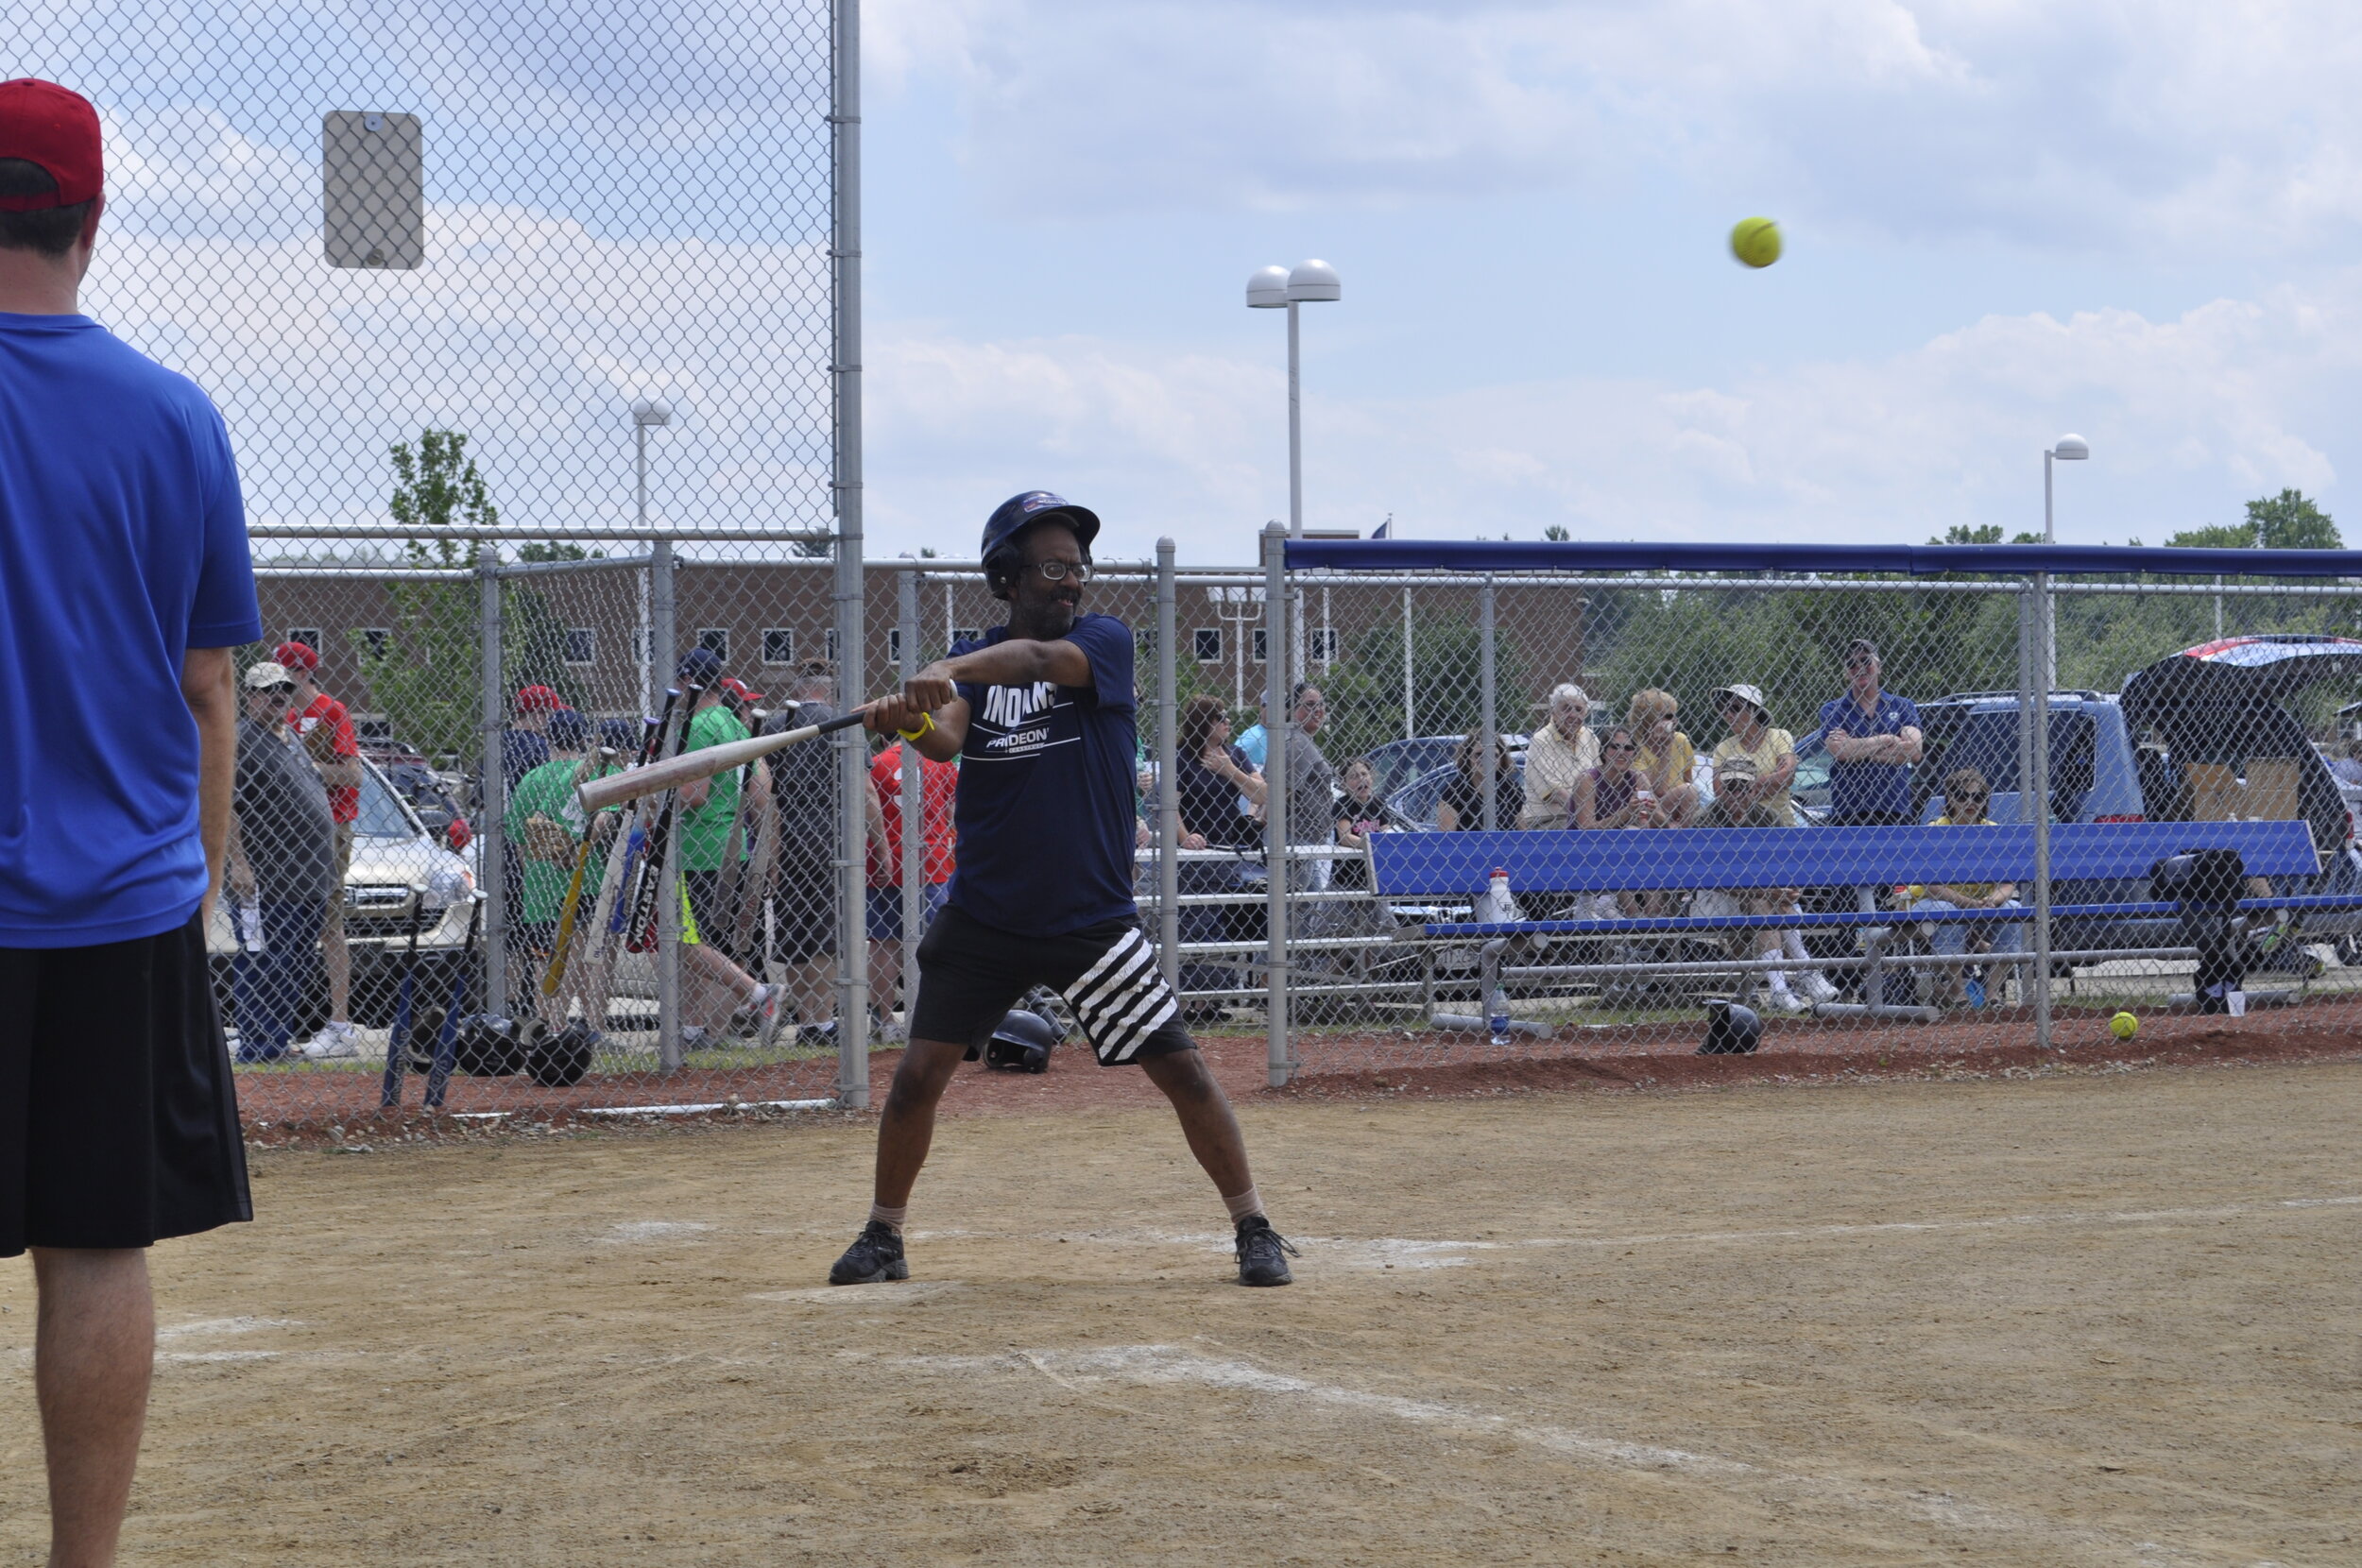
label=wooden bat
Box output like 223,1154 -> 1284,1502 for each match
539,745 -> 619,998
578,707 -> 873,813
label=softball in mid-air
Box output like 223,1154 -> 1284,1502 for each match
1729,216 -> 1782,268
2110,1011 -> 2139,1040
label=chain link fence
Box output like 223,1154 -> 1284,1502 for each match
1242,537 -> 2362,1085
203,536 -> 2362,1121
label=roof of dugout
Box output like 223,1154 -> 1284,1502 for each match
1280,538 -> 2360,578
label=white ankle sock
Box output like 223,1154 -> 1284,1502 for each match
1782,930 -> 1808,962
868,1202 -> 908,1234
1766,971 -> 1793,994
1223,1186 -> 1264,1222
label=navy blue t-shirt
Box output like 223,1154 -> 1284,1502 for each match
0,314 -> 260,947
1818,690 -> 1923,821
946,613 -> 1139,936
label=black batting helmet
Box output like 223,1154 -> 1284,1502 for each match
984,1008 -> 1059,1073
1697,999 -> 1762,1056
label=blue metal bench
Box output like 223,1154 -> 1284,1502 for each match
1366,820 -> 2325,1022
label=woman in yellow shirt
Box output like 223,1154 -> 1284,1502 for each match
1626,688 -> 1699,826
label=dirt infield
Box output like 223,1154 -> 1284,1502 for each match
4,1062 -> 2356,1564
231,1006 -> 2362,1132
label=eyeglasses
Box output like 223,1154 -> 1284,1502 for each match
1952,793 -> 1988,806
1604,741 -> 1637,753
1027,560 -> 1091,583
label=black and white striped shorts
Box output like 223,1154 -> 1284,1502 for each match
910,904 -> 1192,1066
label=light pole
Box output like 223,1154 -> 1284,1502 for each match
2042,433 -> 2087,688
631,399 -> 673,712
1246,260 -> 1341,540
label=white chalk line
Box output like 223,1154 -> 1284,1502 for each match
596,1220 -> 716,1244
156,1316 -> 301,1341
750,1280 -> 969,1306
952,1194 -> 2362,1272
900,1343 -> 2259,1567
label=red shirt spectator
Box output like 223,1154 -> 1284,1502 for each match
276,640 -> 359,824
866,741 -> 956,888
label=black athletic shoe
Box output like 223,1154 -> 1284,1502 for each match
1235,1215 -> 1299,1287
828,1220 -> 909,1286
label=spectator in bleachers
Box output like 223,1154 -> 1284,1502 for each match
504,708 -> 595,978
1520,683 -> 1600,829
1331,756 -> 1388,889
1436,731 -> 1522,831
1572,725 -> 1662,830
1689,754 -> 1830,1011
761,659 -> 884,1043
1820,638 -> 1924,827
1282,683 -> 1338,888
1710,683 -> 1799,825
1627,688 -> 1701,826
1907,765 -> 2022,1008
1172,694 -> 1262,1014
1233,697 -> 1271,770
226,662 -> 335,1062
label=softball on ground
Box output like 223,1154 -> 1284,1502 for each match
2110,1011 -> 2139,1040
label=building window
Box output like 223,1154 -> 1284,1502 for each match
1252,628 -> 1268,664
887,627 -> 905,665
951,626 -> 982,648
825,628 -> 839,661
762,628 -> 796,666
697,628 -> 729,662
1310,626 -> 1338,663
1193,627 -> 1222,664
283,626 -> 322,658
355,627 -> 392,660
563,627 -> 595,666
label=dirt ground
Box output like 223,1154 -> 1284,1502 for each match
4,1064 -> 2358,1566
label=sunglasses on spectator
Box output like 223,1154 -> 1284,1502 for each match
1953,793 -> 1987,806
1604,741 -> 1636,752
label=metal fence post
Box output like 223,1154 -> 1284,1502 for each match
830,0 -> 871,1109
1155,538 -> 1181,994
1261,523 -> 1292,1087
649,536 -> 680,1070
2031,570 -> 2054,1049
1401,584 -> 1414,741
1479,574 -> 1498,828
898,567 -> 921,1026
477,542 -> 507,1020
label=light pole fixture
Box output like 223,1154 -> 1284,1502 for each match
2041,434 -> 2088,689
632,398 -> 672,532
1245,260 -> 1342,538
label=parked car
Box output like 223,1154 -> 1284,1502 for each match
1361,733 -> 1528,806
208,754 -> 482,1031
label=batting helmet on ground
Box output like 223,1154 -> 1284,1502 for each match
984,1008 -> 1059,1073
1697,999 -> 1762,1056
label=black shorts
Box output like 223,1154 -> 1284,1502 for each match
769,854 -> 836,964
683,868 -> 745,964
1,911 -> 251,1257
911,904 -> 1193,1067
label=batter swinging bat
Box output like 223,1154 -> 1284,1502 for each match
576,706 -> 874,813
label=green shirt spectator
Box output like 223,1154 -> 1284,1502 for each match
677,698 -> 750,873
505,714 -> 599,924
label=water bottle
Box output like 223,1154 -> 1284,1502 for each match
1487,983 -> 1513,1047
1481,866 -> 1513,924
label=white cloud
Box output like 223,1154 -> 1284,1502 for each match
861,281 -> 2362,556
870,0 -> 2362,254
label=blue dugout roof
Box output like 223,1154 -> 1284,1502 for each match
1283,538 -> 2359,578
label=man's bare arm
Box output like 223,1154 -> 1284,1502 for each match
866,637 -> 1092,758
181,647 -> 237,921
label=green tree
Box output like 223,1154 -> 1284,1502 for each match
351,431 -> 494,764
2166,488 -> 2341,552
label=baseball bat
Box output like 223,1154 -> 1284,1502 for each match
578,707 -> 874,813
539,743 -> 621,997
625,683 -> 707,950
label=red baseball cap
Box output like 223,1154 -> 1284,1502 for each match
718,676 -> 765,707
273,639 -> 321,672
0,80 -> 103,212
515,684 -> 560,712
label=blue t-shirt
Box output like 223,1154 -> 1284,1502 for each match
1234,723 -> 1270,768
1818,690 -> 1923,821
0,314 -> 260,947
946,612 -> 1139,936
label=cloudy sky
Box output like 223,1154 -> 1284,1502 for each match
855,0 -> 2362,558
25,0 -> 2362,559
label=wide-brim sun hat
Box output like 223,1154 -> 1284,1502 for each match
1713,682 -> 1770,716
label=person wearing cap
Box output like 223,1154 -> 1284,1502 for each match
1709,683 -> 1800,826
0,77 -> 262,1565
834,490 -> 1293,1289
668,649 -> 784,1044
271,639 -> 367,1058
1520,682 -> 1601,829
225,663 -> 337,1061
1819,639 -> 1924,827
505,683 -> 561,790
